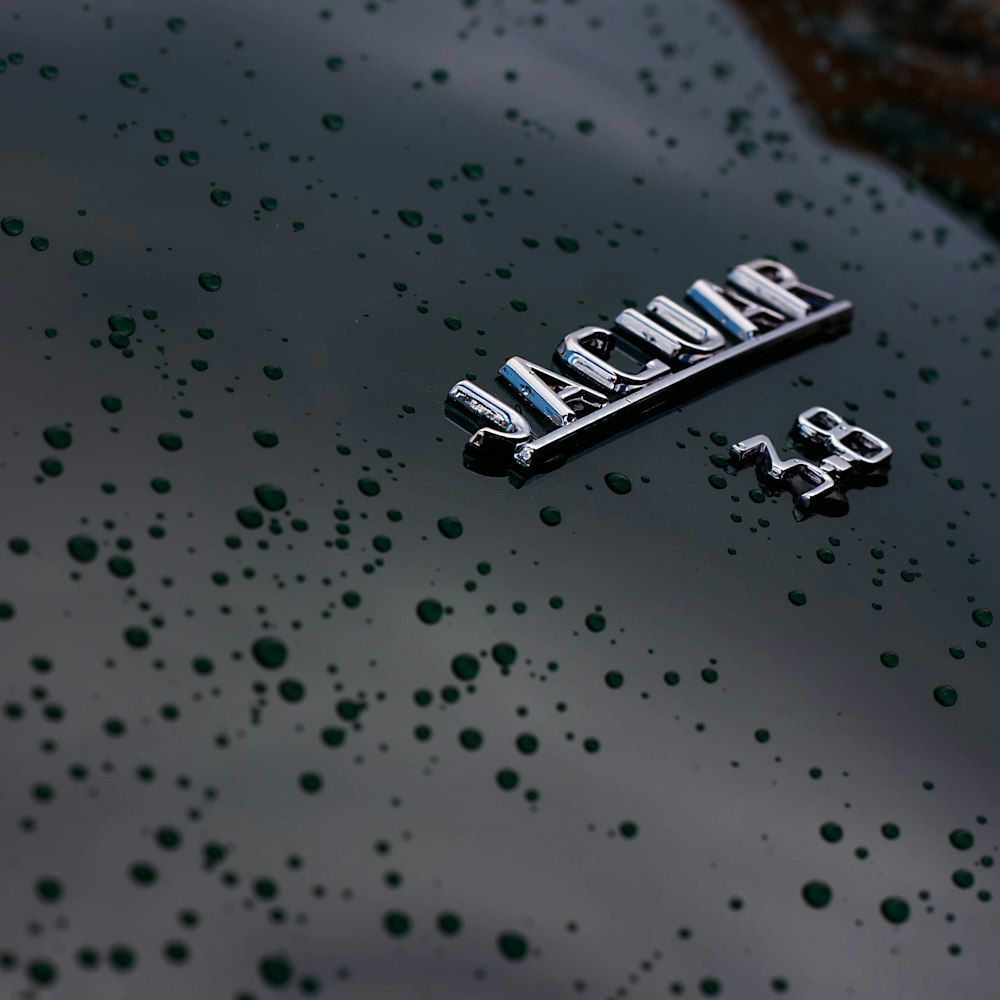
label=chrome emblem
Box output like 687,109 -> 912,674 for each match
445,258 -> 852,478
731,406 -> 892,516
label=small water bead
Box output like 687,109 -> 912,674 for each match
492,642 -> 516,666
497,931 -> 528,960
252,429 -> 279,448
496,768 -> 519,790
237,507 -> 263,529
26,960 -> 58,986
383,910 -> 411,937
67,535 -> 98,562
299,771 -> 323,794
788,590 -> 807,607
258,955 -> 293,987
278,678 -> 306,703
1,216 -> 24,236
321,113 -> 345,132
416,599 -> 442,624
451,654 -> 479,681
458,728 -> 483,750
254,484 -> 287,511
604,472 -> 632,494
157,432 -> 183,452
210,189 -> 231,207
819,822 -> 843,843
437,912 -> 462,936
933,685 -> 958,707
880,896 -> 910,924
129,861 -> 158,886
72,247 -> 94,266
880,651 -> 899,668
197,271 -> 222,292
398,208 -> 423,228
43,426 -> 72,449
437,516 -> 463,539
252,637 -> 288,669
802,881 -> 832,908
949,828 -> 974,850
952,869 -> 974,889
106,314 -> 136,337
539,505 -> 561,526
108,556 -> 134,578
972,608 -> 993,628
35,877 -> 64,903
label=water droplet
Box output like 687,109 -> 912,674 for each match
416,599 -> 442,624
451,654 -> 479,681
497,931 -> 529,960
933,684 -> 958,707
397,208 -> 423,228
252,636 -> 288,669
383,910 -> 411,936
880,896 -> 910,924
819,822 -> 843,843
253,429 -> 279,448
802,880 -> 832,908
437,516 -> 463,539
157,432 -> 183,452
949,828 -> 974,850
539,505 -> 561,526
254,484 -> 287,511
604,472 -> 632,494
43,426 -> 72,449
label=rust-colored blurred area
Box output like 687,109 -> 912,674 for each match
732,0 -> 1000,236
